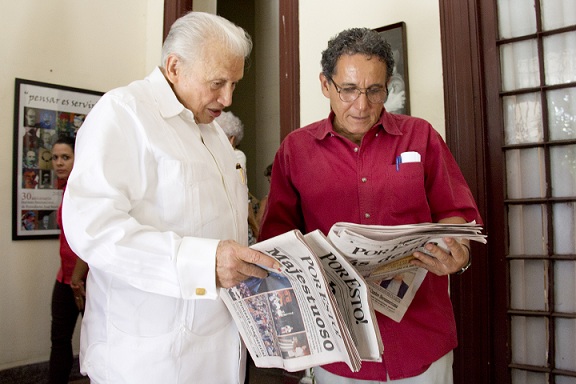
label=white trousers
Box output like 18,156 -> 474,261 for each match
311,351 -> 453,384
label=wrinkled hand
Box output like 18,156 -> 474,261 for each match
216,240 -> 280,288
410,237 -> 470,276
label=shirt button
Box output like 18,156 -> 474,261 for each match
195,288 -> 206,296
354,147 -> 359,153
365,213 -> 370,218
361,177 -> 367,183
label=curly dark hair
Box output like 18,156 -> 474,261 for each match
321,28 -> 394,82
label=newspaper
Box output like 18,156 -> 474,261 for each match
221,229 -> 382,373
304,231 -> 383,362
328,221 -> 487,322
221,222 -> 486,372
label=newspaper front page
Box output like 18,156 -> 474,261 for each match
222,230 -> 379,372
303,230 -> 383,361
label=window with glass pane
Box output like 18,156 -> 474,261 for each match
498,0 -> 576,382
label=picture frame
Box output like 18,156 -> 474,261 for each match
375,22 -> 410,115
12,78 -> 103,240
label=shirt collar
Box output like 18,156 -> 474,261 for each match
380,109 -> 403,135
146,67 -> 188,119
312,109 -> 403,140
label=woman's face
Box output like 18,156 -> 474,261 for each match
51,143 -> 74,180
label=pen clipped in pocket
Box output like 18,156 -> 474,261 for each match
395,151 -> 421,171
236,163 -> 246,184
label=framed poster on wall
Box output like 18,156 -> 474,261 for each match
375,22 -> 410,115
12,78 -> 103,240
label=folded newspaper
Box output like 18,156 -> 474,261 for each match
221,222 -> 486,372
328,221 -> 487,323
221,229 -> 382,373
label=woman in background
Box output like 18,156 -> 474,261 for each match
48,136 -> 89,384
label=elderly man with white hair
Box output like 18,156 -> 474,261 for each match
63,12 -> 279,384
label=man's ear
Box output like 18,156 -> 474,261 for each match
320,73 -> 330,98
164,54 -> 181,84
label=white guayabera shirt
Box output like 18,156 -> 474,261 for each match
63,68 -> 248,384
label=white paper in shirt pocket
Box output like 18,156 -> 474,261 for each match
400,151 -> 421,163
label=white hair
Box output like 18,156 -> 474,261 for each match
215,111 -> 244,144
161,12 -> 252,69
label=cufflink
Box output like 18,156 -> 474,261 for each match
195,288 -> 206,296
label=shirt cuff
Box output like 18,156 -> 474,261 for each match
177,237 -> 219,300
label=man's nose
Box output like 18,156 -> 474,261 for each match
218,85 -> 234,107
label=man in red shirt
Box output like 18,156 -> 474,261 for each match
259,28 -> 482,383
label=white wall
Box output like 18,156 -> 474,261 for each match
0,0 -> 164,370
299,0 -> 445,135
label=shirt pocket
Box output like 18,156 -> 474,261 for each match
386,162 -> 429,219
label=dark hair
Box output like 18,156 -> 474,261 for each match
321,28 -> 395,81
53,135 -> 76,153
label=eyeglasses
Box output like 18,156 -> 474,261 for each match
328,77 -> 388,104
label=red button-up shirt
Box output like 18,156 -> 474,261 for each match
259,110 -> 482,380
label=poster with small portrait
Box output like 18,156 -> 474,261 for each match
13,78 -> 103,240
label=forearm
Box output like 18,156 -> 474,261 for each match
70,258 -> 89,287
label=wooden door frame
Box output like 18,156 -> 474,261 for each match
438,1 -> 490,382
163,0 -> 193,41
279,0 -> 299,140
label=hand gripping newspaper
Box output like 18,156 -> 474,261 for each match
327,221 -> 487,322
221,229 -> 383,373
